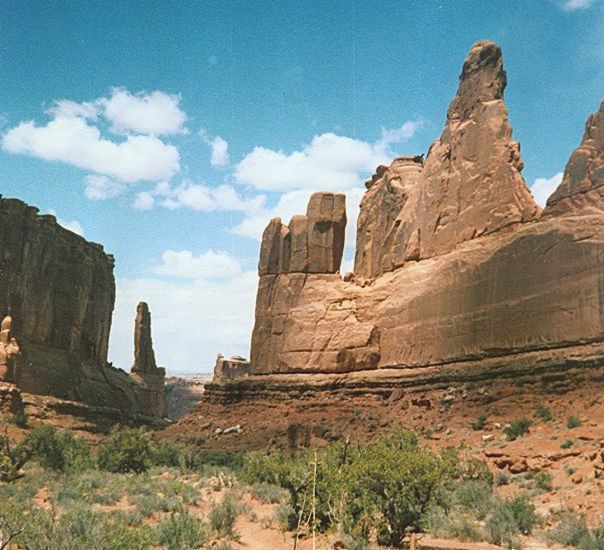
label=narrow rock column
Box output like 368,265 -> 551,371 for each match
130,302 -> 166,416
131,302 -> 157,373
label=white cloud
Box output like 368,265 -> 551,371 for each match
133,191 -> 155,211
101,89 -> 188,136
135,180 -> 265,213
47,99 -> 100,120
210,136 -> 229,167
234,122 -> 421,193
153,250 -> 242,279
531,172 -> 563,207
200,130 -> 230,167
109,271 -> 258,374
3,116 -> 180,183
84,174 -> 125,200
48,210 -> 84,236
231,122 -> 420,245
558,0 -> 597,11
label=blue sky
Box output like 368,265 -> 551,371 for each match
1,0 -> 602,373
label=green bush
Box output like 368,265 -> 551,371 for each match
0,433 -> 31,482
249,482 -> 287,504
470,414 -> 487,431
535,406 -> 553,421
504,418 -> 532,441
567,415 -> 582,429
561,439 -> 574,449
209,493 -> 243,540
157,511 -> 209,549
534,471 -> 553,492
10,410 -> 29,428
486,495 -> 539,548
97,425 -> 154,473
24,425 -> 92,472
547,509 -> 604,549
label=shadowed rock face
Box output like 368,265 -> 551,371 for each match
130,302 -> 166,417
248,41 -> 603,377
0,198 -> 115,365
544,100 -> 604,216
0,200 -> 165,416
132,302 -> 158,373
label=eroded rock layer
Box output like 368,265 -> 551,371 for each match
247,41 -> 603,377
0,198 -> 164,416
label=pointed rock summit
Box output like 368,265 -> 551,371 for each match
417,40 -> 539,258
544,100 -> 604,215
354,41 -> 541,279
131,302 -> 158,373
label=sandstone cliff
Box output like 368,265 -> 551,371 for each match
0,199 -> 165,416
246,41 -> 603,378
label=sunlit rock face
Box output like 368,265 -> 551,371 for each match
248,41 -> 603,376
544,100 -> 604,216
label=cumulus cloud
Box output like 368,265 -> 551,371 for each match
109,270 -> 258,374
234,122 -> 421,193
531,172 -> 563,207
101,89 -> 188,136
134,181 -> 265,213
3,114 -> 180,183
153,249 -> 242,279
2,88 -> 185,187
47,99 -> 100,120
558,0 -> 597,10
84,174 -> 125,200
200,130 -> 229,167
231,121 -> 420,245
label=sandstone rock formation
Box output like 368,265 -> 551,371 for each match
213,354 -> 250,382
251,192 -> 380,374
130,302 -> 166,416
544,100 -> 603,216
0,316 -> 21,382
243,41 -> 603,378
355,41 -> 540,279
0,198 -> 165,416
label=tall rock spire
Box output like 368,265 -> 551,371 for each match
544,100 -> 603,215
416,40 -> 540,259
131,302 -> 158,373
130,302 -> 165,416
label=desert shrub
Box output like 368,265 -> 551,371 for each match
535,406 -> 553,421
453,479 -> 494,520
562,439 -> 575,449
567,415 -> 583,429
534,471 -> 553,491
10,409 -> 29,428
209,493 -> 243,540
24,424 -> 92,472
342,428 -> 453,547
0,432 -> 32,482
546,509 -> 603,548
425,509 -> 484,542
200,449 -> 243,470
249,482 -> 287,504
274,503 -> 296,531
151,439 -> 184,468
97,425 -> 154,473
486,495 -> 539,548
494,471 -> 510,486
471,414 -> 488,431
504,418 -> 532,441
157,511 -> 209,549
